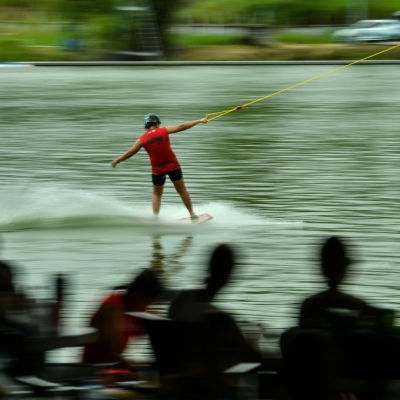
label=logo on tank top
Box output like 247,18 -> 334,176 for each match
147,136 -> 163,145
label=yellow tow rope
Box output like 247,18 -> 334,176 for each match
205,43 -> 400,122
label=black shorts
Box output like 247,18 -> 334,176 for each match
152,169 -> 183,186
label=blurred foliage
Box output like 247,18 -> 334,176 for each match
1,0 -> 399,61
58,0 -> 180,53
1,0 -> 399,26
0,37 -> 78,61
0,0 -> 61,10
58,0 -> 113,22
0,0 -> 178,56
170,34 -> 244,46
274,32 -> 333,44
82,15 -> 114,57
177,0 -> 400,25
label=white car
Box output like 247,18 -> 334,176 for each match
332,19 -> 400,43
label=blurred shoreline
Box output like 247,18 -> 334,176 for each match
170,43 -> 400,62
1,43 -> 399,63
3,59 -> 400,67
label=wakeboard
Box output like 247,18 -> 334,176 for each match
179,213 -> 213,224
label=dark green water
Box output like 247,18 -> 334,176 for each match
1,65 -> 399,360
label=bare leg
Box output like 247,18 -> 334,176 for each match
172,178 -> 196,217
152,185 -> 164,215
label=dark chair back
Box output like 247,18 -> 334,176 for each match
128,312 -> 189,376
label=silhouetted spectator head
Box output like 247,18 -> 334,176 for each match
124,269 -> 162,311
205,244 -> 235,293
320,236 -> 350,289
0,260 -> 14,294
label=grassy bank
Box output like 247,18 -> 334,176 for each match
170,34 -> 244,47
0,17 -> 109,61
170,43 -> 400,62
274,32 -> 333,44
0,38 -> 78,62
1,42 -> 399,63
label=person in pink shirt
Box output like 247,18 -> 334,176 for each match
111,114 -> 207,220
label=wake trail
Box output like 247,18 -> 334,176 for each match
0,185 -> 303,232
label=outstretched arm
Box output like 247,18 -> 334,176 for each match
166,117 -> 208,134
111,139 -> 142,168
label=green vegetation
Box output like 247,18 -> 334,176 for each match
0,29 -> 62,47
274,33 -> 334,44
0,0 -> 177,58
59,0 -> 113,22
0,0 -> 59,9
170,34 -> 244,46
172,43 -> 400,62
0,19 -> 111,61
0,37 -> 77,62
177,0 -> 400,25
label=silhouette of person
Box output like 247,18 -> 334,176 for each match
299,236 -> 375,329
0,257 -> 39,380
281,237 -> 374,400
82,269 -> 162,368
168,244 -> 261,399
168,243 -> 235,321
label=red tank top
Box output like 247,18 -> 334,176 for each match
81,292 -> 145,364
140,127 -> 180,175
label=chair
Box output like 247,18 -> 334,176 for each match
128,312 -> 269,400
119,313 -> 188,398
279,326 -> 400,400
128,312 -> 189,374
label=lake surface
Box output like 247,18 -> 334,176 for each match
1,65 -> 399,360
